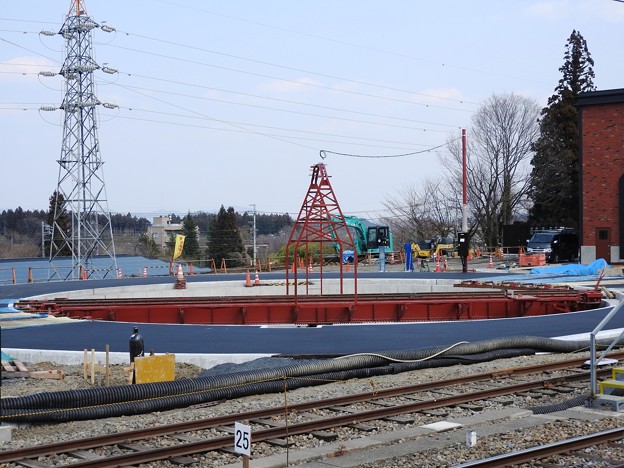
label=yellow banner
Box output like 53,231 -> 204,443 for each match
173,234 -> 186,260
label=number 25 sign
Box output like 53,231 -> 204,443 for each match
234,422 -> 251,456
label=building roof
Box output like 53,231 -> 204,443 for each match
577,88 -> 624,106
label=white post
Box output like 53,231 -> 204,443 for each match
250,204 -> 257,268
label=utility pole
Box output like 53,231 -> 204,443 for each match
250,204 -> 257,268
458,128 -> 470,273
41,0 -> 118,280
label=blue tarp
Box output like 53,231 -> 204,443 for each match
530,258 -> 611,276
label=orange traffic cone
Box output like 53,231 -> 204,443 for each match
117,268 -> 122,279
254,271 -> 260,286
308,259 -> 313,272
245,269 -> 252,287
488,256 -> 494,268
143,267 -> 147,277
435,258 -> 441,272
174,264 -> 187,290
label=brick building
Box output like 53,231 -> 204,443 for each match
576,88 -> 624,264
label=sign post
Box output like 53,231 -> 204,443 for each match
234,421 -> 251,467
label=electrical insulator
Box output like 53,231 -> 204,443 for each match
40,30 -> 56,36
101,66 -> 118,74
39,71 -> 57,77
40,106 -> 58,112
101,24 -> 116,33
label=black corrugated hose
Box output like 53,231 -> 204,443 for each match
527,395 -> 590,414
2,335 -> 622,423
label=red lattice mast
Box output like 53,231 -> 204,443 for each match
285,163 -> 356,299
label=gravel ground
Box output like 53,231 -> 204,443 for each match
1,351 -> 623,467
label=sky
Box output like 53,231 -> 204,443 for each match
1,1 -> 623,221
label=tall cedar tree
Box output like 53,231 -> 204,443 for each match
46,191 -> 71,256
207,206 -> 245,267
181,213 -> 201,260
528,30 -> 595,229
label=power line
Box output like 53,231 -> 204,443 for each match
319,138 -> 459,160
2,64 -> 464,131
109,71 -> 463,129
111,82 -> 456,133
103,43 -> 474,114
110,28 -> 479,107
151,0 -> 548,86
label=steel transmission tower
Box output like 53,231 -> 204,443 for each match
46,0 -> 117,280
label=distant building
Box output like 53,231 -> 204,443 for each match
577,88 -> 624,264
146,216 -> 183,249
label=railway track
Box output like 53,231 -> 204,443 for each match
455,427 -> 624,467
2,354 -> 623,467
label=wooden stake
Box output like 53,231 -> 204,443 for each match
91,348 -> 95,385
105,344 -> 110,387
83,349 -> 88,380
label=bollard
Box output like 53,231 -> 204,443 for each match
129,326 -> 144,384
129,326 -> 144,362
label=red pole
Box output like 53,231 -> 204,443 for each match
462,128 -> 467,206
461,129 -> 469,234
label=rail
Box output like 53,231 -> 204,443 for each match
454,427 -> 624,467
1,355 -> 618,466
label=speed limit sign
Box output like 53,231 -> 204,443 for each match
234,421 -> 251,456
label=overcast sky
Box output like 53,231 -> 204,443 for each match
1,1 -> 623,220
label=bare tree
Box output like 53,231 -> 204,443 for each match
440,93 -> 540,248
383,179 -> 457,247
